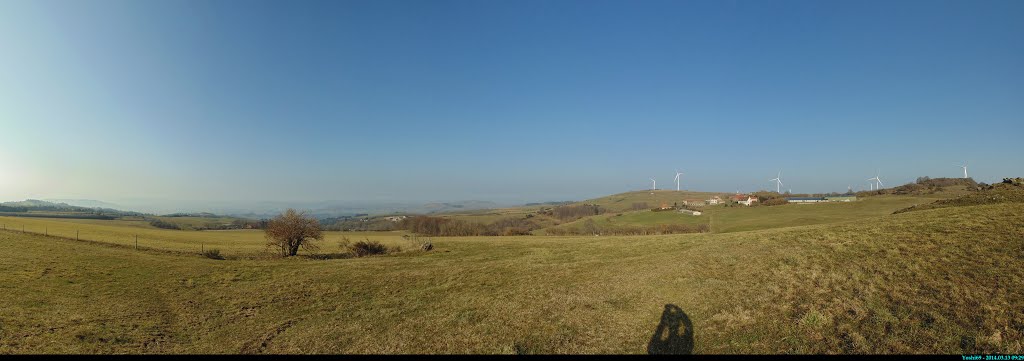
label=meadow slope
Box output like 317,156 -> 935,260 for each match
0,203 -> 1021,354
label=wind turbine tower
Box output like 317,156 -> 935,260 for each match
650,177 -> 656,191
868,170 -> 884,190
960,161 -> 969,178
673,170 -> 684,191
769,171 -> 783,193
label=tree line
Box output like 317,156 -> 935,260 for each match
398,215 -> 542,237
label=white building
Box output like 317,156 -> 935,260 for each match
738,196 -> 758,206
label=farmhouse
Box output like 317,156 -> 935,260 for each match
737,196 -> 758,206
706,196 -> 722,205
787,197 -> 827,203
383,216 -> 408,222
678,209 -> 702,216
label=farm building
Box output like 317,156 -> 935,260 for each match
787,197 -> 827,203
825,196 -> 857,202
706,196 -> 722,205
678,209 -> 702,216
737,196 -> 758,206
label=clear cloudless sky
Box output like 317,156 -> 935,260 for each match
1,0 -> 1022,206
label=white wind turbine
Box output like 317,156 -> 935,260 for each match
673,170 -> 684,191
769,171 -> 783,193
650,177 -> 657,191
959,161 -> 969,178
868,170 -> 883,190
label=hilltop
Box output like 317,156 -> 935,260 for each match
0,199 -> 143,219
894,177 -> 1024,214
42,199 -> 124,210
574,190 -> 728,211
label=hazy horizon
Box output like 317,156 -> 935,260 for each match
3,0 -> 1022,207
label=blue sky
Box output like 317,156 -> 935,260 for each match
1,0 -> 1022,205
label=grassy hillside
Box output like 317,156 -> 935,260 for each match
894,181 -> 1024,214
1,202 -> 1020,354
577,190 -> 726,212
0,216 -> 411,256
704,196 -> 929,233
545,195 -> 930,234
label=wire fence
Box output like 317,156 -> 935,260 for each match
0,222 -> 214,255
0,221 -> 421,260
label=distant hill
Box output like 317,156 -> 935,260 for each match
574,189 -> 729,212
893,177 -> 1024,214
43,199 -> 123,210
216,200 -> 504,219
858,177 -> 981,198
419,200 -> 499,213
0,199 -> 145,218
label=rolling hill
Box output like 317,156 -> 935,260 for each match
0,198 -> 1020,353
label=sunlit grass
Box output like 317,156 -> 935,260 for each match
0,216 -> 412,256
0,202 -> 1020,354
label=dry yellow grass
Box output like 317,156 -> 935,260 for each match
0,216 -> 411,256
1,202 -> 1021,354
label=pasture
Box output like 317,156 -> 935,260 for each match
0,216 -> 412,256
545,195 -> 931,234
1,202 -> 1021,353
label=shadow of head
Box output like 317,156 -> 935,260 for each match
647,304 -> 694,355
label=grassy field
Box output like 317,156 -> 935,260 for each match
0,195 -> 934,250
703,196 -> 930,233
150,216 -> 249,230
0,216 -> 412,256
543,209 -> 709,234
578,190 -> 727,212
435,206 -> 545,224
1,202 -> 1021,354
544,195 -> 931,235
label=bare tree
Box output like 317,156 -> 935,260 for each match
582,218 -> 600,236
265,209 -> 323,256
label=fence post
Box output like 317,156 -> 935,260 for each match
45,227 -> 48,236
202,243 -> 204,253
77,230 -> 79,241
135,235 -> 138,250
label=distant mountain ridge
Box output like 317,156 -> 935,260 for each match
43,199 -> 124,210
223,200 -> 503,219
0,199 -> 143,218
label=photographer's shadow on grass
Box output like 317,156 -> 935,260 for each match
647,304 -> 694,355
